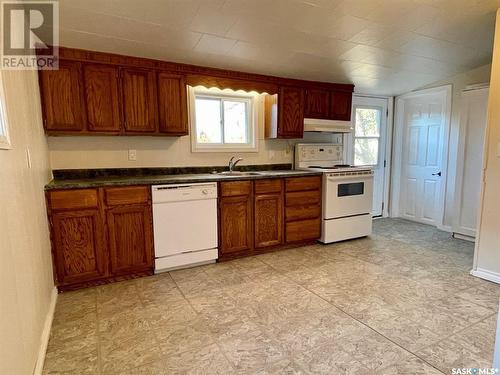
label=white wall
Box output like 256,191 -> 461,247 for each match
418,64 -> 492,228
473,9 -> 500,282
0,71 -> 54,374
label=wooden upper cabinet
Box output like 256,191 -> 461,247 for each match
330,90 -> 353,121
39,60 -> 86,132
305,88 -> 330,119
83,64 -> 121,133
121,68 -> 157,133
278,86 -> 305,138
157,72 -> 188,135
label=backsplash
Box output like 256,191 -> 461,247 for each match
47,132 -> 339,170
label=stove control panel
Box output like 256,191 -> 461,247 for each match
295,143 -> 344,164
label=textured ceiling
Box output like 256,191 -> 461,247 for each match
58,0 -> 499,95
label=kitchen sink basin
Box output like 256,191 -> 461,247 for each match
218,171 -> 265,176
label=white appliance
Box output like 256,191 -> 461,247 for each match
295,143 -> 374,243
152,183 -> 218,272
304,118 -> 353,133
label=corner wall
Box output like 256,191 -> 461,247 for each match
0,70 -> 54,374
474,9 -> 500,282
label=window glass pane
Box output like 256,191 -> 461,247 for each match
355,108 -> 381,137
195,97 -> 222,143
354,138 -> 379,166
223,100 -> 247,144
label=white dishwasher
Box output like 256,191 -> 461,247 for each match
152,182 -> 218,272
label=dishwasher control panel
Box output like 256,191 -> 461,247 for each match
152,182 -> 218,203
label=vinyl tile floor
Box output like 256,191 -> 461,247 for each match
43,219 -> 499,374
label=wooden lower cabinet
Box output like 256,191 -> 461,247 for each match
47,186 -> 154,291
51,208 -> 108,285
254,193 -> 283,249
218,176 -> 320,261
219,195 -> 253,256
106,204 -> 153,276
284,176 -> 322,244
286,218 -> 321,243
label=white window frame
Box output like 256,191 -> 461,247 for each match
0,72 -> 11,150
352,105 -> 382,167
189,86 -> 258,153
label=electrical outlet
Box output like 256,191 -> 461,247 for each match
128,149 -> 137,161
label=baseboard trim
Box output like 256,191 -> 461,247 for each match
453,232 -> 475,242
33,287 -> 57,375
470,268 -> 500,284
438,224 -> 453,233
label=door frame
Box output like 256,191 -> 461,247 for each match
390,85 -> 452,230
346,94 -> 394,218
453,85 -> 489,237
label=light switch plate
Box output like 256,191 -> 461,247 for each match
128,149 -> 137,161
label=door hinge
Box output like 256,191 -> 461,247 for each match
384,160 -> 387,168
386,108 -> 389,117
382,202 -> 385,211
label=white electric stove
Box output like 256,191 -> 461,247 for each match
295,143 -> 374,243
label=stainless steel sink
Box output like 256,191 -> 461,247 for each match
218,171 -> 265,176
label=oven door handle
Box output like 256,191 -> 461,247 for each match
327,176 -> 371,182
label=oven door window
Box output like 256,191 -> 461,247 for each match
338,182 -> 364,197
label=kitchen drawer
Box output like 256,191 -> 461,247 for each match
285,176 -> 321,192
104,186 -> 149,206
285,205 -> 321,222
220,181 -> 252,197
254,179 -> 282,194
49,189 -> 98,210
286,218 -> 321,243
285,190 -> 321,207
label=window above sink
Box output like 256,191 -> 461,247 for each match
189,86 -> 259,153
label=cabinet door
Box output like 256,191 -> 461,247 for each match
39,60 -> 86,132
255,193 -> 283,249
83,64 -> 121,133
305,88 -> 330,119
278,86 -> 305,138
106,204 -> 154,275
219,195 -> 253,255
51,209 -> 107,285
157,72 -> 188,135
121,68 -> 157,133
330,90 -> 352,121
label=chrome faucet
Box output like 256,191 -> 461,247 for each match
228,156 -> 243,172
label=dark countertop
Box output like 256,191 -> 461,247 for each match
45,169 -> 322,190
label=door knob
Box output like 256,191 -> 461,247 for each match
432,172 -> 442,177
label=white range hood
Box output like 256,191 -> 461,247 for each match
304,118 -> 353,133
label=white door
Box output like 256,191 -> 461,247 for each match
453,86 -> 489,237
399,92 -> 448,226
348,96 -> 388,217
